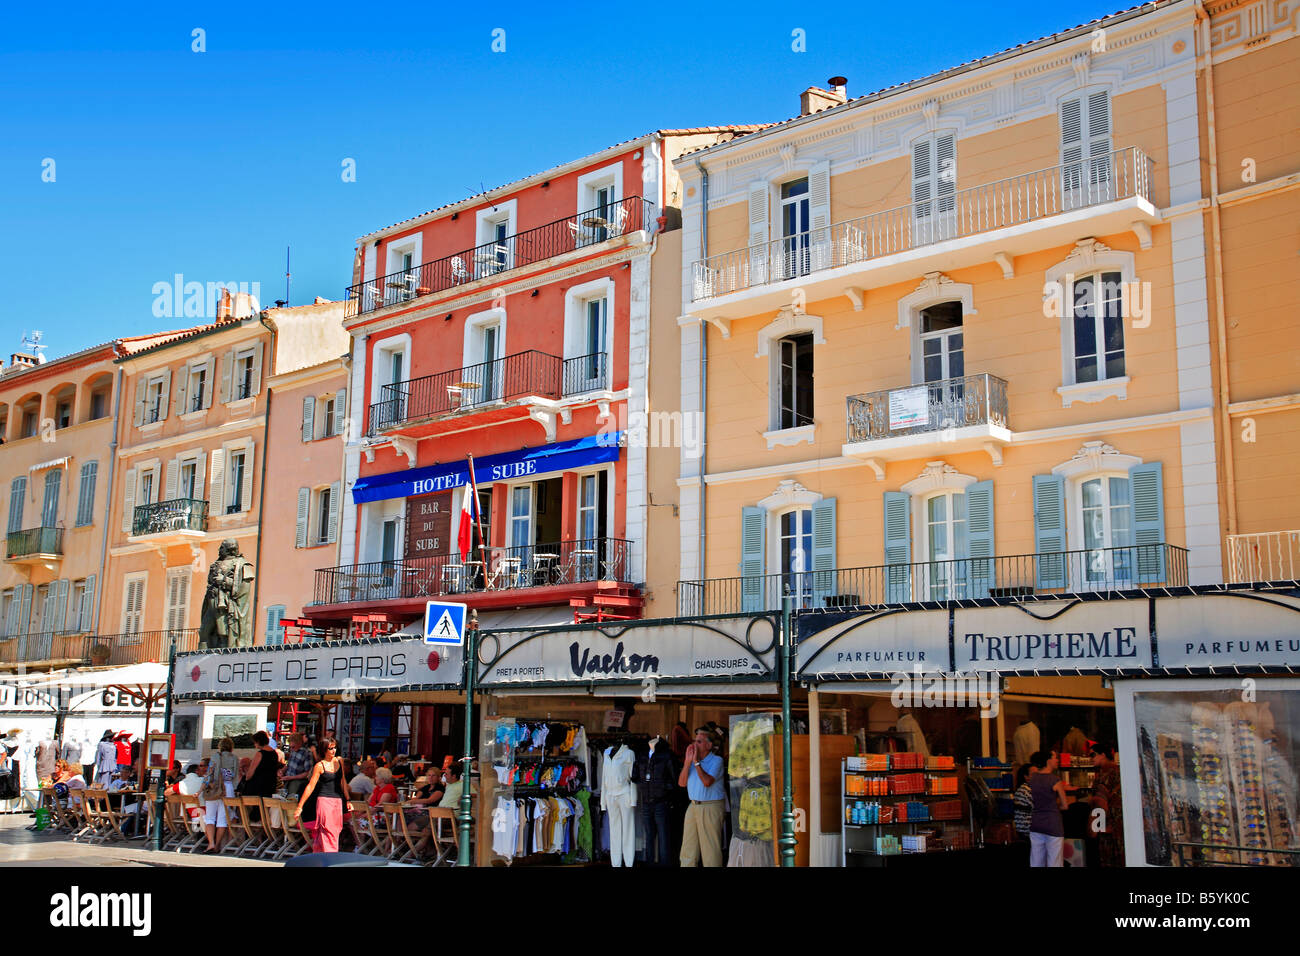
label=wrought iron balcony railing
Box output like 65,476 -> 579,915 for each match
6,526 -> 63,558
312,537 -> 632,606
677,543 -> 1189,616
0,629 -> 200,667
846,373 -> 1008,443
132,498 -> 209,536
692,146 -> 1155,300
347,197 -> 654,317
1225,530 -> 1300,585
369,350 -> 611,434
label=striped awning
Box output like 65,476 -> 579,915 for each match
28,456 -> 69,473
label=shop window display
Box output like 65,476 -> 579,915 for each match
1133,688 -> 1298,867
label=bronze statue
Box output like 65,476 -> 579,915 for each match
199,539 -> 255,648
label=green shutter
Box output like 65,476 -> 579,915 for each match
81,574 -> 96,632
8,476 -> 26,533
76,461 -> 98,527
49,579 -> 69,634
17,584 -> 32,636
811,498 -> 837,607
963,481 -> 995,598
740,506 -> 766,612
1033,474 -> 1067,589
266,605 -> 286,646
1130,462 -> 1166,584
883,491 -> 911,602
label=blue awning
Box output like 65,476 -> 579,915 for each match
352,432 -> 624,504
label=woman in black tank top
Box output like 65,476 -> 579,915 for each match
295,738 -> 351,853
245,744 -> 281,797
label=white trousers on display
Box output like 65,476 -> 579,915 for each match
606,792 -> 636,867
1030,832 -> 1064,867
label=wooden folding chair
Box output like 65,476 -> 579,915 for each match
241,796 -> 275,858
381,803 -> 420,863
348,800 -> 376,855
75,789 -> 108,843
221,797 -> 253,856
362,800 -> 392,857
271,798 -> 311,859
97,791 -> 129,843
170,793 -> 206,852
426,807 -> 459,866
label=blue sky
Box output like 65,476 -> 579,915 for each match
0,1 -> 1121,358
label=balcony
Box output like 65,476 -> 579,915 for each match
688,146 -> 1158,321
368,351 -> 609,438
1226,531 -> 1300,586
131,498 -> 208,542
843,373 -> 1010,468
346,197 -> 654,318
83,629 -> 200,667
308,537 -> 635,618
5,527 -> 63,566
677,543 -> 1189,616
0,629 -> 198,669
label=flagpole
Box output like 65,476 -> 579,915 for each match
466,455 -> 490,589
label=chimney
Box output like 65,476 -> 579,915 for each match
9,353 -> 38,369
800,76 -> 847,116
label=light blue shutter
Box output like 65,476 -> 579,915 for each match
1033,474 -> 1067,589
265,605 -> 286,645
1130,462 -> 1166,584
42,470 -> 61,526
81,574 -> 96,632
76,461 -> 98,526
334,388 -> 347,437
740,506 -> 766,612
811,497 -> 837,607
49,579 -> 69,634
883,491 -> 911,602
8,476 -> 26,532
17,584 -> 32,636
327,481 -> 341,545
964,481 -> 995,599
302,396 -> 315,443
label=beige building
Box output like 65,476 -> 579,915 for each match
669,0 -> 1300,612
102,298 -> 346,660
0,342 -> 122,670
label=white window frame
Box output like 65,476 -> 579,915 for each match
185,362 -> 208,415
1052,443 -> 1143,587
370,333 -> 412,407
1047,243 -> 1136,405
68,580 -> 87,634
508,482 -> 534,549
384,233 -> 423,299
314,486 -> 333,546
563,279 -> 614,395
232,348 -> 257,402
462,307 -> 507,404
143,374 -> 167,425
0,590 -> 13,637
319,394 -> 337,439
176,451 -> 202,501
576,164 -> 623,220
137,460 -> 161,509
772,332 -> 815,433
474,199 -> 516,277
225,445 -> 249,514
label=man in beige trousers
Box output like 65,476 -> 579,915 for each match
678,728 -> 726,866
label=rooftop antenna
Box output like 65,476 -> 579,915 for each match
21,330 -> 47,363
285,245 -> 291,307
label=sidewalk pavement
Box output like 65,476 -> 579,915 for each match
0,812 -> 280,867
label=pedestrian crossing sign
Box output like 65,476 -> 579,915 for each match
424,601 -> 467,646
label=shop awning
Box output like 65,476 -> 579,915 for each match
351,431 -> 623,504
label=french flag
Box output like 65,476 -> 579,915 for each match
457,481 -> 475,558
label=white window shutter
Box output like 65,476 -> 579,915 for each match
122,467 -> 137,535
17,584 -> 32,635
295,488 -> 310,548
912,138 -> 933,211
1087,90 -> 1112,190
747,181 -> 769,286
334,388 -> 347,437
219,350 -> 234,403
209,448 -> 225,513
165,459 -> 179,502
159,368 -> 172,420
133,378 -> 147,427
203,355 -> 216,408
808,160 -> 832,269
327,480 -> 341,544
50,579 -> 69,634
240,439 -> 255,513
302,396 -> 316,443
193,453 -> 206,504
176,366 -> 189,414
250,341 -> 264,396
935,133 -> 956,211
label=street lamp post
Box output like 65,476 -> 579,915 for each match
151,639 -> 176,851
456,609 -> 478,866
779,589 -> 797,867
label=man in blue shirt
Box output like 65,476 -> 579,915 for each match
678,727 -> 725,866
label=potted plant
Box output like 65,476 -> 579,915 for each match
89,643 -> 110,666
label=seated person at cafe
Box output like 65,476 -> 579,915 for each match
368,767 -> 399,807
349,760 -> 377,798
437,766 -> 464,808
407,771 -> 445,807
391,755 -> 414,784
107,769 -> 136,792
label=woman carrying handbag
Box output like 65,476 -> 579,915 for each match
202,737 -> 239,853
295,736 -> 351,853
